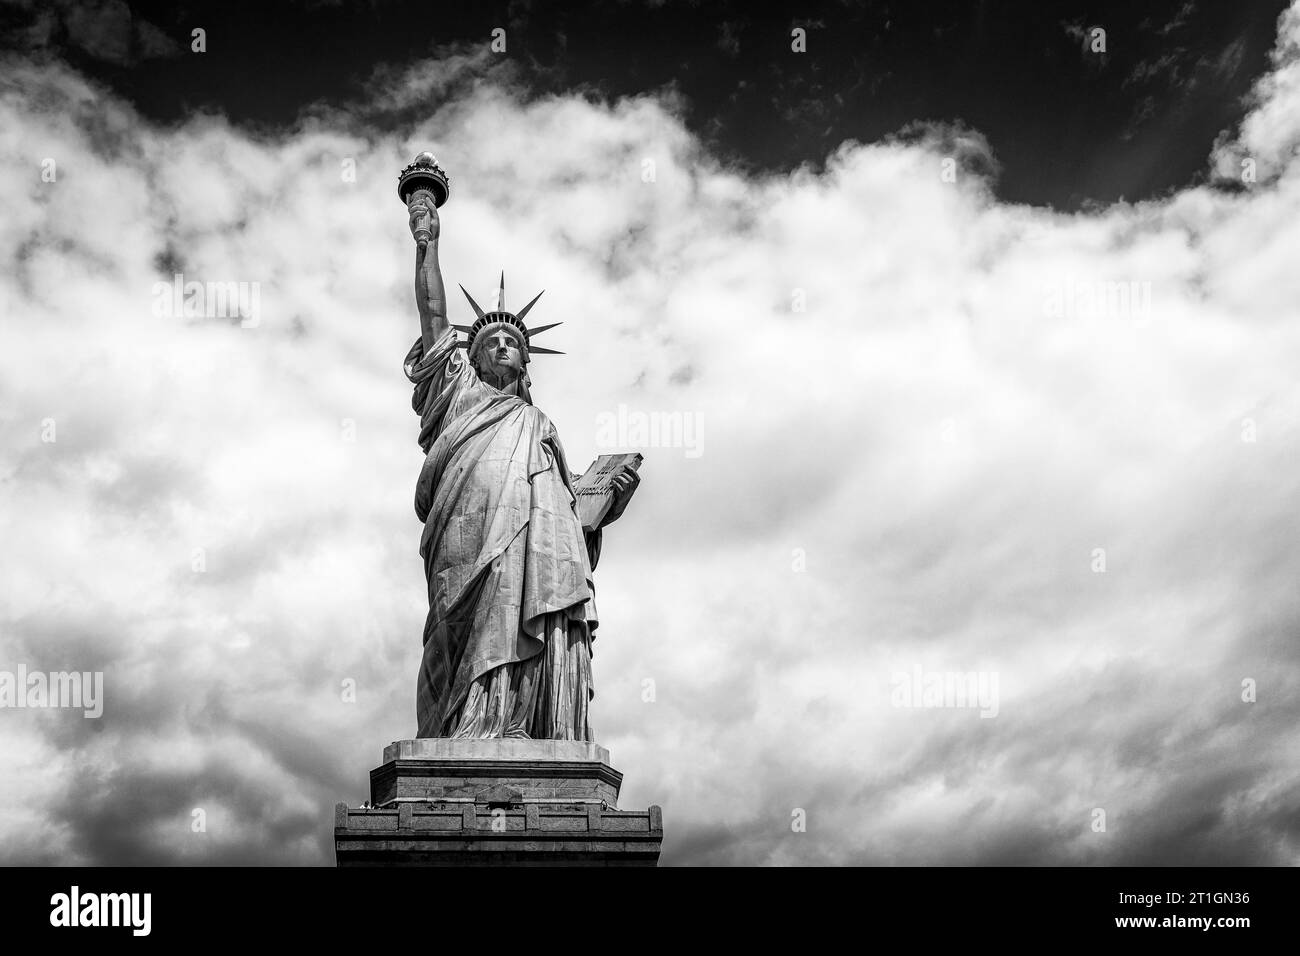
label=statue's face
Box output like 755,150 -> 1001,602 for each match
474,330 -> 524,385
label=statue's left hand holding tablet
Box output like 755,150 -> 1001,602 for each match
601,467 -> 642,527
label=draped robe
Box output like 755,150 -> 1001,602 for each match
404,327 -> 601,740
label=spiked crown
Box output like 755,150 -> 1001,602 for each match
454,273 -> 563,363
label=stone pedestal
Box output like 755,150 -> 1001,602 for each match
334,739 -> 663,866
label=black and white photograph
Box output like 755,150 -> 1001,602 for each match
0,0 -> 1296,936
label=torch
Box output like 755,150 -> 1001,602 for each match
397,151 -> 451,250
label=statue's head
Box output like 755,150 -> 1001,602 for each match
469,324 -> 527,387
455,274 -> 564,390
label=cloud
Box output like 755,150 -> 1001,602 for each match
1211,4 -> 1300,183
2,4 -> 1300,865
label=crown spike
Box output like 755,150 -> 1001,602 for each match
515,289 -> 546,324
459,284 -> 486,320
497,272 -> 506,312
527,345 -> 565,355
525,320 -> 561,337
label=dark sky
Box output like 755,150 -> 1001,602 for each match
1,0 -> 1288,209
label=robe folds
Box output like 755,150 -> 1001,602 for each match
404,327 -> 600,740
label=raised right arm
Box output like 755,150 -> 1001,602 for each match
409,194 -> 448,353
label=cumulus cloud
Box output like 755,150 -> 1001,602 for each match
2,5 -> 1299,865
1212,4 -> 1300,182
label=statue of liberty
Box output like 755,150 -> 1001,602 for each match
401,165 -> 640,742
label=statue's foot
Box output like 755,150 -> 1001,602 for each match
503,730 -> 532,739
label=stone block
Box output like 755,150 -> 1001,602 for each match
336,739 -> 662,866
370,737 -> 623,807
